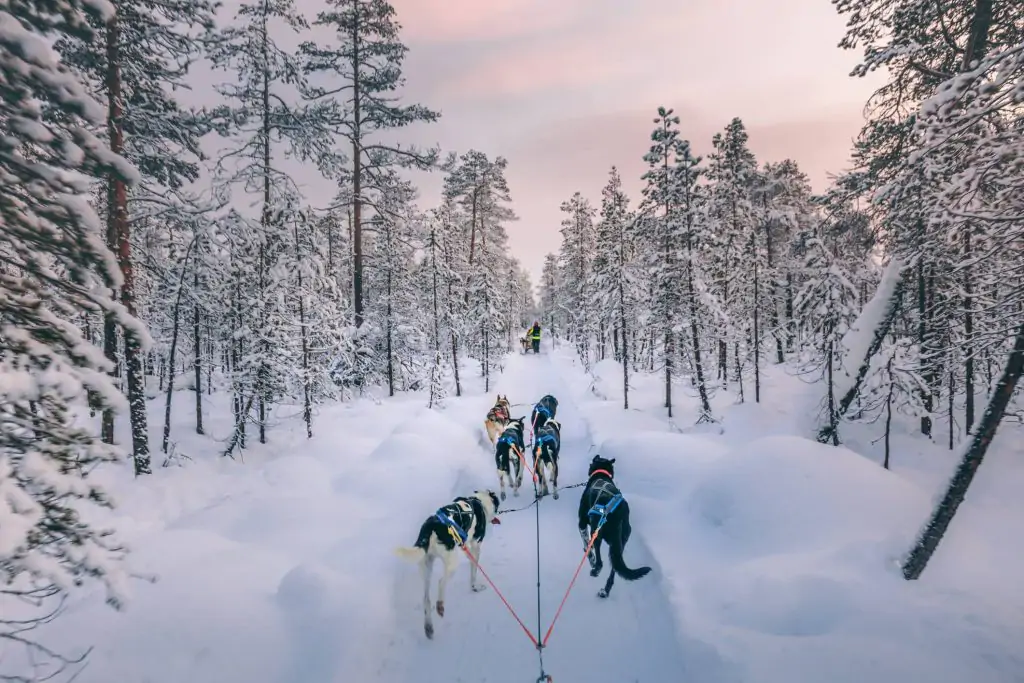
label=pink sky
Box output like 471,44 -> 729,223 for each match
205,0 -> 887,285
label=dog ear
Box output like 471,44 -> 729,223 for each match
609,458 -> 616,464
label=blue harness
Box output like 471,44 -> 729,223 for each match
588,492 -> 622,530
535,433 -> 557,445
435,508 -> 468,546
498,434 -> 518,447
534,403 -> 552,418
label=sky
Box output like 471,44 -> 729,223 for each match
192,0 -> 888,286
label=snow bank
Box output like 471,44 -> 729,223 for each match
17,400 -> 493,683
599,432 -> 1024,683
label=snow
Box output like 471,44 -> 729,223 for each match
5,348 -> 1024,683
835,256 -> 904,404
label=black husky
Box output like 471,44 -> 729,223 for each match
577,455 -> 651,598
494,418 -> 525,500
534,419 -> 561,499
530,394 -> 558,433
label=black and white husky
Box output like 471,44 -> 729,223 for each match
531,394 -> 558,434
534,418 -> 561,499
395,490 -> 501,639
577,455 -> 651,598
494,417 -> 525,500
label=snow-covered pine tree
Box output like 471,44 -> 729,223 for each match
423,215 -> 450,408
300,0 -> 440,328
558,192 -> 597,370
756,160 -> 815,363
705,117 -> 759,398
675,143 -> 714,420
538,253 -> 563,346
56,0 -> 215,472
793,231 -> 861,445
436,197 -> 466,395
639,107 -> 711,417
593,167 -> 637,408
365,175 -> 426,395
831,0 -> 1017,442
1,0 -> 147,669
208,0 -> 318,446
445,151 -> 517,387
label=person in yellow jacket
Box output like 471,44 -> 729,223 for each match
528,321 -> 541,353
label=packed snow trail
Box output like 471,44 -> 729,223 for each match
382,351 -> 688,682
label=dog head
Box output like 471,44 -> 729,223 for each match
507,417 -> 525,434
589,455 -> 615,479
496,394 -> 509,407
475,489 -> 502,525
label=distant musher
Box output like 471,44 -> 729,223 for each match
528,321 -> 541,353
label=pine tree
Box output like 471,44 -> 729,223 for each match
558,192 -> 597,370
1,0 -> 145,669
538,253 -> 563,345
706,117 -> 759,397
208,0 -> 317,445
424,217 -> 449,408
300,0 -> 440,328
53,0 -> 215,475
594,167 -> 636,408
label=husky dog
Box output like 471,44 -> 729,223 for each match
395,490 -> 501,639
494,417 -> 526,500
578,455 -> 651,598
484,394 -> 511,445
534,419 -> 561,499
530,394 -> 558,434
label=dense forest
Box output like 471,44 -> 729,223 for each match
1,0 -> 1022,677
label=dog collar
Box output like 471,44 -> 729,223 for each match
590,469 -> 613,480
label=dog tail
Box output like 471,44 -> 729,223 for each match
394,546 -> 425,563
608,533 -> 651,581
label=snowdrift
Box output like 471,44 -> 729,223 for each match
21,403 -> 493,683
598,432 -> 1024,683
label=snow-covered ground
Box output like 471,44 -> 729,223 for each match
8,347 -> 1024,683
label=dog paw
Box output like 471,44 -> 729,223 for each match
513,490 -> 519,497
435,601 -> 444,617
471,584 -> 487,593
500,491 -> 506,501
590,566 -> 601,578
598,589 -> 609,599
553,491 -> 559,500
425,623 -> 434,639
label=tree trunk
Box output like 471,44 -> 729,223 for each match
883,352 -> 895,469
386,240 -> 395,397
429,229 -> 442,409
785,272 -> 795,352
753,234 -> 761,402
294,215 -> 312,437
107,12 -> 150,475
903,320 -> 1024,580
257,16 -> 271,445
351,17 -> 364,327
162,237 -> 196,454
948,368 -> 955,450
963,228 -> 975,433
764,210 -> 784,364
193,233 -> 204,436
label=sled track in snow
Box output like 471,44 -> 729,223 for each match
382,352 -> 698,683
